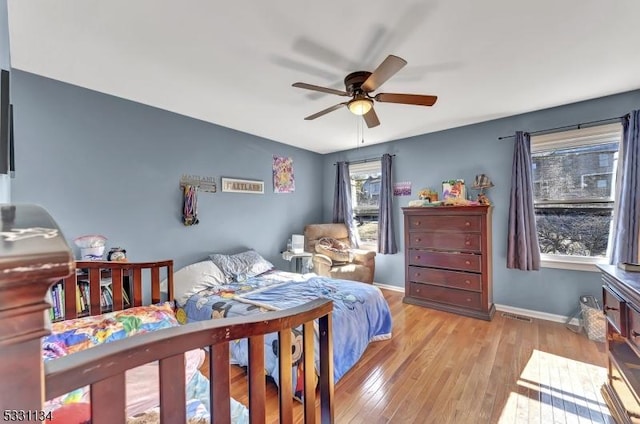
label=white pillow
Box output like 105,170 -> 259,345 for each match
160,260 -> 227,305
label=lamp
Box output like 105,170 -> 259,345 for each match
348,97 -> 373,116
472,174 -> 494,205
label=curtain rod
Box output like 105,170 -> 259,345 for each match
497,114 -> 629,140
333,154 -> 395,166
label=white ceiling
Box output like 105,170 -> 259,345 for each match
7,0 -> 640,154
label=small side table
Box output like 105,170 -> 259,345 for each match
282,251 -> 313,273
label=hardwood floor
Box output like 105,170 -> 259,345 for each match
219,289 -> 614,423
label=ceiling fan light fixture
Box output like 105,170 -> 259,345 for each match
348,98 -> 373,116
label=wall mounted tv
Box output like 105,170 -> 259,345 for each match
0,69 -> 9,175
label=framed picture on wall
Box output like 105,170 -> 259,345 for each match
221,177 -> 264,194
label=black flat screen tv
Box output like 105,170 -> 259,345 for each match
0,69 -> 9,175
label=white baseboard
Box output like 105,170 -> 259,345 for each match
373,282 -> 405,293
371,284 -> 581,326
495,303 -> 580,326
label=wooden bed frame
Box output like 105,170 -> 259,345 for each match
0,204 -> 335,423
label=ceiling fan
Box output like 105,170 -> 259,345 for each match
292,54 -> 437,128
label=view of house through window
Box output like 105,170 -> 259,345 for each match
349,161 -> 381,250
531,123 -> 622,261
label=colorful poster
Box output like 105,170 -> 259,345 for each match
273,156 -> 295,193
393,181 -> 411,196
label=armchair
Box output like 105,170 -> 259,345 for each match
303,223 -> 376,284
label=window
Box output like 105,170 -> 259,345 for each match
349,161 -> 381,250
531,123 -> 622,271
599,153 -> 609,168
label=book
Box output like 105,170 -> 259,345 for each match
618,262 -> 640,272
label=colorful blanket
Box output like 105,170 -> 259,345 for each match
42,303 -> 249,423
176,271 -> 393,398
43,303 -> 179,360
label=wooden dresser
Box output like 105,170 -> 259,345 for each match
402,205 -> 494,321
600,264 -> 640,423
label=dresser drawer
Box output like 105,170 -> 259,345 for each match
604,285 -> 626,335
408,215 -> 481,232
409,232 -> 482,252
627,305 -> 640,352
610,355 -> 640,422
409,250 -> 481,273
408,266 -> 482,292
409,283 -> 482,310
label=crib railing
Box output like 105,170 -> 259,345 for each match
45,298 -> 335,424
60,259 -> 174,319
0,205 -> 335,422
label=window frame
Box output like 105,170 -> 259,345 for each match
530,123 -> 623,272
349,160 -> 382,251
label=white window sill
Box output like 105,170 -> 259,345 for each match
540,254 -> 608,272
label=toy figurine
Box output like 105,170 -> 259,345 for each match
477,192 -> 491,205
107,247 -> 127,261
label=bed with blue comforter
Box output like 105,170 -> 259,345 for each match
175,270 -> 392,398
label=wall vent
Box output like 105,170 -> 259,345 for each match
501,312 -> 533,323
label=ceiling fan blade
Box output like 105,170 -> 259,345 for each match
375,93 -> 438,106
293,82 -> 348,97
363,107 -> 380,128
304,102 -> 348,120
362,55 -> 407,92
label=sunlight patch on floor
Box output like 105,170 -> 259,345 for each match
498,349 -> 612,423
358,365 -> 388,404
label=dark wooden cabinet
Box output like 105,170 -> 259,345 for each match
0,205 -> 74,412
600,264 -> 640,423
402,205 -> 494,321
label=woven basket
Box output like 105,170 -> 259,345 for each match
580,296 -> 605,343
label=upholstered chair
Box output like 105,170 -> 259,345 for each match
303,223 -> 376,284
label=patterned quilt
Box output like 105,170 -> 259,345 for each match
176,271 -> 393,399
42,303 -> 249,423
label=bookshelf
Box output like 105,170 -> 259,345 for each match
49,270 -> 131,322
47,260 -> 174,322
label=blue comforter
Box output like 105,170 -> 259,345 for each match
176,271 -> 392,397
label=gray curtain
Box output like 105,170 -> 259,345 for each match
333,161 -> 359,247
507,131 -> 541,270
378,153 -> 397,254
611,110 -> 640,265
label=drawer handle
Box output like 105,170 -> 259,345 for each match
416,238 -> 421,243
415,221 -> 421,226
465,260 -> 471,265
415,256 -> 421,260
465,280 -> 470,284
416,288 -> 421,293
605,306 -> 619,311
465,221 -> 470,226
465,241 -> 471,246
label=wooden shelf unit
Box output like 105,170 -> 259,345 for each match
50,260 -> 173,321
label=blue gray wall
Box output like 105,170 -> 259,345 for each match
10,67 -> 640,317
323,90 -> 640,317
11,70 -> 324,271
